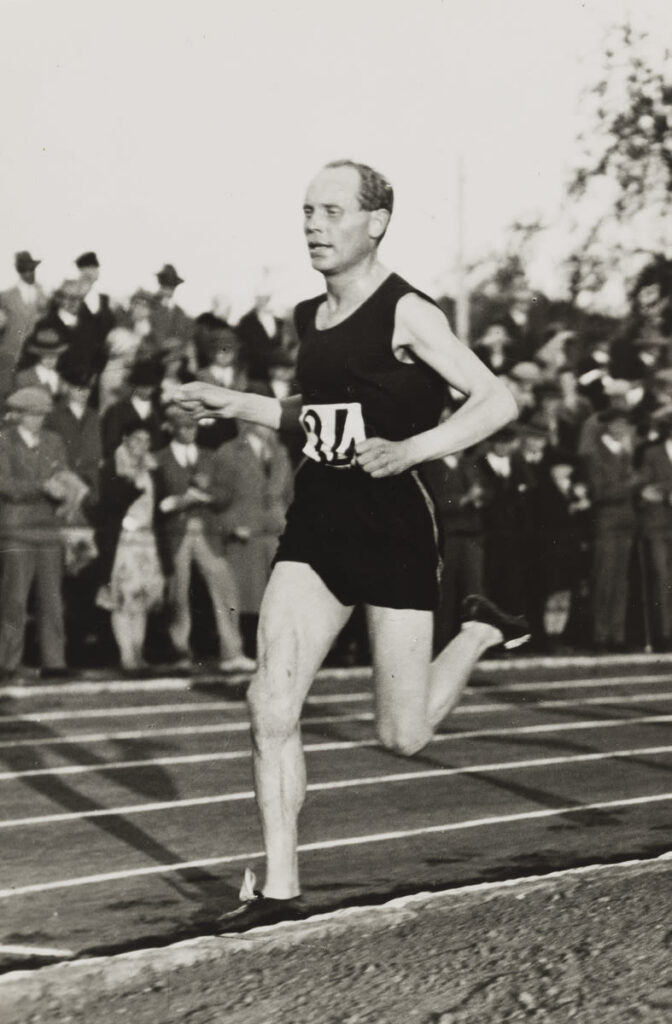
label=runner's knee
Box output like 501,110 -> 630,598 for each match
376,721 -> 430,758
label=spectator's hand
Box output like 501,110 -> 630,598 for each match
173,382 -> 245,420
641,484 -> 664,504
232,526 -> 252,541
43,475 -> 68,500
185,486 -> 212,505
355,437 -> 416,477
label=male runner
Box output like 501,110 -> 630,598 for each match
175,160 -> 529,931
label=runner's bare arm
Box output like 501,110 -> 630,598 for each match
173,383 -> 304,432
356,294 -> 518,478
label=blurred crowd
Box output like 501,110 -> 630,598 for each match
1,248 -> 672,678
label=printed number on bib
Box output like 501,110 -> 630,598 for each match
300,402 -> 366,468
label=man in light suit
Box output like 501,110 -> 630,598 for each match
0,251 -> 48,380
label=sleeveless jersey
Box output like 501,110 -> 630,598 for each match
293,273 -> 447,468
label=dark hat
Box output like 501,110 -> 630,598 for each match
75,251 -> 100,270
489,425 -> 518,444
156,264 -> 184,288
534,381 -> 562,401
515,422 -> 548,441
57,349 -> 94,388
209,326 -> 240,351
128,358 -> 163,388
26,326 -> 68,356
120,417 -> 153,439
15,250 -> 40,272
6,386 -> 53,415
598,406 -> 632,425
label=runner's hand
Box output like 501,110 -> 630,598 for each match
355,437 -> 415,478
172,382 -> 244,420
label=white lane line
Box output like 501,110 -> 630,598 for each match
1,713 -> 672,757
2,745 -> 672,828
2,791 -> 671,899
0,943 -> 75,957
2,689 -> 672,727
475,674 -> 672,692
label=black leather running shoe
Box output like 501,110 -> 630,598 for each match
215,868 -> 307,934
460,594 -> 531,650
215,894 -> 308,934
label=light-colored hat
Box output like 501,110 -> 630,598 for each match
509,361 -> 542,383
6,386 -> 53,414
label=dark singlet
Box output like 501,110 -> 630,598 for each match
273,273 -> 446,610
294,272 -> 447,467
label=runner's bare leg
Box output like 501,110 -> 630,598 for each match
247,562 -> 352,898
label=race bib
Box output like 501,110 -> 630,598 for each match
299,402 -> 366,468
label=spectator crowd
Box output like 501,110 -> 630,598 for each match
1,248 -> 672,680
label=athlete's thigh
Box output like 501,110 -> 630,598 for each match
365,604 -> 433,740
249,561 -> 353,726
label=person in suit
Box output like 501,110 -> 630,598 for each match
14,325 -> 68,401
101,358 -> 165,461
423,448 -> 489,652
154,404 -> 254,673
73,251 -> 116,377
45,353 -> 105,665
479,426 -> 537,617
582,407 -> 641,651
0,387 -> 84,679
638,409 -> 672,649
194,323 -> 243,449
150,263 -> 194,354
0,251 -> 48,373
236,291 -> 284,384
216,420 -> 294,656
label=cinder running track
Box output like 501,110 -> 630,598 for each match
1,655 -> 671,973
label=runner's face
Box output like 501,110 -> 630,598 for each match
303,167 -> 376,275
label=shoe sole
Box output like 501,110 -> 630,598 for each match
503,633 -> 532,650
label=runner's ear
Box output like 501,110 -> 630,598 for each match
369,209 -> 390,245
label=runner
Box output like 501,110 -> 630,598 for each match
175,160 -> 530,931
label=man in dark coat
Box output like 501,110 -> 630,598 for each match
582,407 -> 641,651
101,358 -> 165,461
73,251 -> 116,376
236,292 -> 284,384
151,264 -> 193,351
639,409 -> 672,648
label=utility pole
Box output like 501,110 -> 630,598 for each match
455,156 -> 470,345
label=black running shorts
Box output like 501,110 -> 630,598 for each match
274,460 -> 441,610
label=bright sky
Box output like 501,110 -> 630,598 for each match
0,0 -> 668,315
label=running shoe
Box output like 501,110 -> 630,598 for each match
215,868 -> 307,934
460,594 -> 531,650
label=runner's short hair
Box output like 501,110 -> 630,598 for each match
325,160 -> 394,215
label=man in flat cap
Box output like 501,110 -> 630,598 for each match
0,252 -> 48,376
151,264 -> 193,355
0,387 -> 75,679
74,251 -> 116,363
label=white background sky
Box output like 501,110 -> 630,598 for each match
0,0 -> 668,315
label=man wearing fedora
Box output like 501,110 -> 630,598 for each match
14,325 -> 68,400
101,358 -> 165,461
0,252 -> 48,374
151,263 -> 193,352
0,387 -> 75,679
74,252 -> 116,373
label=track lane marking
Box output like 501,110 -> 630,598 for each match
1,744 -> 672,827
1,713 -> 671,755
2,791 -> 671,899
2,689 -> 672,727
